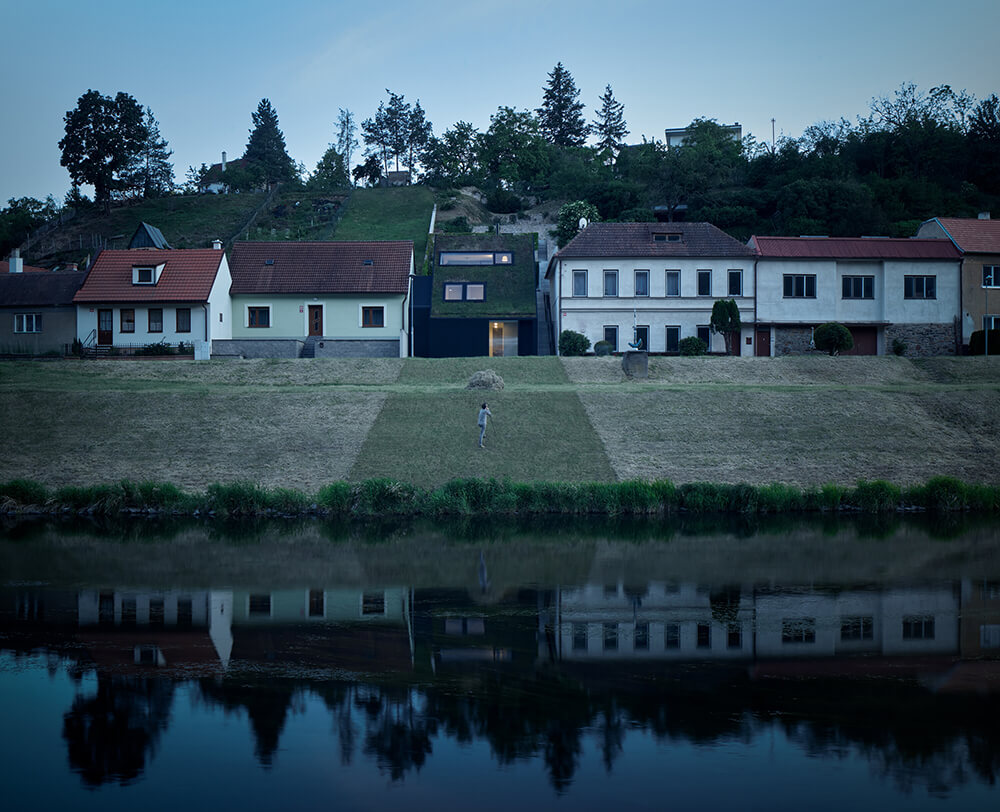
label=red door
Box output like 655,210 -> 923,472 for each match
755,328 -> 771,357
846,327 -> 877,355
308,305 -> 323,337
97,309 -> 113,345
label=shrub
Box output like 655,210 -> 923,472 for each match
0,478 -> 49,507
559,330 -> 590,356
679,482 -> 729,512
891,338 -> 907,356
915,476 -> 968,511
71,338 -> 84,357
317,481 -> 354,514
679,336 -> 707,356
355,478 -> 418,515
485,188 -> 522,213
813,322 -> 853,355
968,329 -> 1000,356
852,480 -> 900,512
757,483 -> 804,513
207,480 -> 270,515
440,216 -> 472,233
593,340 -> 613,356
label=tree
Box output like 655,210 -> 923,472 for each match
710,299 -> 742,355
336,108 -> 359,183
555,200 -> 599,248
122,107 -> 174,199
0,196 -> 59,257
352,154 -> 383,187
813,322 -> 853,355
477,107 -> 550,190
59,89 -> 147,213
559,330 -> 590,356
422,121 -> 480,185
243,98 -> 298,186
537,63 -> 587,147
406,100 -> 433,174
591,84 -> 628,158
307,145 -> 349,191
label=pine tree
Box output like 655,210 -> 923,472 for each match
336,108 -> 358,183
124,107 -> 174,198
243,99 -> 297,185
591,84 -> 629,157
537,63 -> 587,147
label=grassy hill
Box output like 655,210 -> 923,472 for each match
1,356 -> 998,493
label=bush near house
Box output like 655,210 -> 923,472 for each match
814,322 -> 853,356
559,329 -> 590,356
679,336 -> 707,356
968,329 -> 1000,355
593,340 -> 613,356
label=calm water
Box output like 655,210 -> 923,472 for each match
2,514 -> 999,810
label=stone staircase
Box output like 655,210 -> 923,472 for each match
300,337 -> 319,358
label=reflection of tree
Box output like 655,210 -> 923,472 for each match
62,674 -> 174,786
197,679 -> 295,767
355,685 -> 434,781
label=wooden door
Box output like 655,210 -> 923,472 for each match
308,305 -> 323,337
97,309 -> 113,345
755,328 -> 771,357
845,326 -> 877,355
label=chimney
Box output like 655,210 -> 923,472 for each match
221,151 -> 227,172
978,212 -> 991,220
212,239 -> 222,250
9,248 -> 23,273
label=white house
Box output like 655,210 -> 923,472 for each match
750,236 -> 963,356
547,222 -> 757,354
73,244 -> 232,354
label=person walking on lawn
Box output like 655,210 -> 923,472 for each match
477,402 -> 492,448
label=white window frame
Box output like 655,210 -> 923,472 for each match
246,303 -> 272,328
904,275 -> 936,300
634,324 -> 649,350
728,269 -> 743,297
603,325 -> 618,351
665,325 -> 680,353
14,313 -> 41,333
571,270 -> 588,297
665,270 -> 681,297
983,265 -> 1000,288
603,270 -> 619,298
783,274 -> 817,298
634,269 -> 650,297
984,314 -> 1000,330
697,269 -> 712,297
842,275 -> 875,299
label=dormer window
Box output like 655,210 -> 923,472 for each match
653,233 -> 682,243
132,264 -> 164,285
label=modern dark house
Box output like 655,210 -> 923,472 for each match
413,233 -> 538,357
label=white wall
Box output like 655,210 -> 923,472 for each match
207,253 -> 232,341
77,303 -> 210,345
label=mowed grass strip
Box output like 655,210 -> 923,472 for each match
398,356 -> 571,387
0,388 -> 385,493
349,388 -> 615,488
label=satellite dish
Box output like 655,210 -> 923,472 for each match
578,217 -> 589,230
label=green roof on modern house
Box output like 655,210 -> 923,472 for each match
431,233 -> 536,318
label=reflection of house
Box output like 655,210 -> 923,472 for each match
548,222 -> 756,354
960,578 -> 1000,658
221,240 -> 413,358
73,244 -> 232,353
751,236 -> 962,356
916,215 -> 1000,344
412,233 -> 538,357
1,250 -> 87,355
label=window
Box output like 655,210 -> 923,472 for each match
133,266 -> 154,285
634,622 -> 649,650
634,270 -> 649,297
248,306 -> 270,328
665,270 -> 680,297
121,308 -> 135,333
122,598 -> 136,626
728,269 -> 743,296
309,589 -> 325,618
572,623 -> 588,651
653,233 -> 682,243
902,616 -> 935,640
983,266 -> 999,288
697,270 -> 712,296
665,326 -> 680,353
603,325 -> 618,351
985,315 -> 1000,330
149,599 -> 164,627
572,270 -> 588,297
603,622 -> 618,651
783,275 -> 817,298
362,306 -> 385,327
248,594 -> 271,616
13,313 -> 41,333
362,592 -> 385,615
443,282 -> 487,302
148,308 -> 163,333
727,624 -> 742,649
904,275 -> 936,299
697,326 -> 711,348
665,624 -> 680,649
603,270 -> 618,297
697,623 -> 711,649
444,283 -> 463,301
841,616 -> 874,641
439,251 -> 511,265
782,618 -> 816,644
843,276 -> 874,299
177,598 -> 192,628
176,308 -> 191,333
466,283 -> 485,301
634,325 -> 649,350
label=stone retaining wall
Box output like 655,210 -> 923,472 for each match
885,323 -> 957,357
211,339 -> 303,359
774,327 -> 815,355
312,339 -> 400,358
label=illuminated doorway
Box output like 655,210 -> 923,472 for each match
489,321 -> 518,357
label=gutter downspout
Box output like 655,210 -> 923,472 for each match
203,303 -> 210,342
753,257 -> 758,355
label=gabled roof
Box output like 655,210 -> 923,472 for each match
0,269 -> 88,307
750,235 -> 961,260
129,222 -> 172,249
229,241 -> 412,295
556,222 -> 755,259
0,260 -> 49,274
926,218 -> 1000,254
73,249 -> 225,303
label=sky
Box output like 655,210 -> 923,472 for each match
2,0 -> 998,205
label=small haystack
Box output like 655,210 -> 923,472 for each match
466,369 -> 505,390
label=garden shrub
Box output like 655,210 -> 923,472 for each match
593,340 -> 613,356
813,322 -> 853,355
559,330 -> 590,356
679,337 -> 707,356
891,338 -> 907,356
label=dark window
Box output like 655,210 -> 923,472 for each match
665,326 -> 680,353
134,267 -> 154,284
572,270 -> 587,297
697,623 -> 711,649
149,599 -> 164,627
604,270 -> 618,297
99,593 -> 115,626
783,275 -> 817,298
309,589 -> 324,618
572,623 -> 588,651
122,598 -> 136,627
842,276 -> 875,299
697,270 -> 712,296
665,270 -> 681,297
728,269 -> 743,296
634,622 -> 649,650
13,313 -> 41,333
782,618 -> 816,644
904,275 -> 936,299
362,592 -> 385,615
635,270 -> 649,297
665,624 -> 680,649
697,325 -> 711,347
177,598 -> 193,628
727,624 -> 743,649
248,594 -> 271,616
841,616 -> 874,641
121,309 -> 135,333
176,308 -> 191,333
984,265 -> 1000,288
362,306 -> 384,327
603,325 -> 618,351
248,307 -> 270,328
148,308 -> 163,333
653,233 -> 682,243
603,622 -> 618,650
634,325 -> 649,350
902,616 -> 935,639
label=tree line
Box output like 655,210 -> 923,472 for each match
1,65 -> 998,258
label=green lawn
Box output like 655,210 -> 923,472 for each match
333,187 -> 435,266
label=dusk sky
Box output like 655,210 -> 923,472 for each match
3,0 -> 998,205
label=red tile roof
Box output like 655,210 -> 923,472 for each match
557,222 -> 755,259
932,218 -> 1000,254
73,249 -> 225,303
1,260 -> 49,273
750,236 -> 961,260
229,241 -> 412,295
